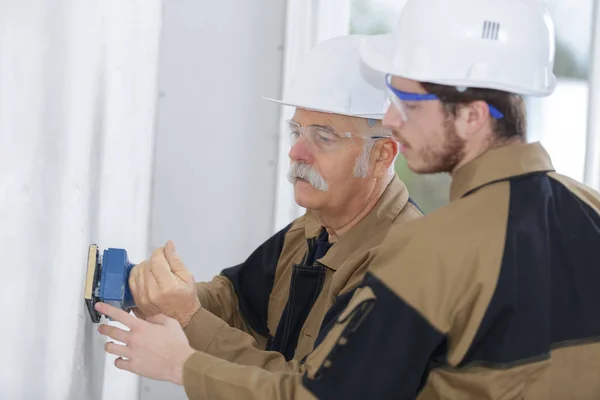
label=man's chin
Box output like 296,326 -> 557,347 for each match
293,184 -> 321,209
405,156 -> 445,175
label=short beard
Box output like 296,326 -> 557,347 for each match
415,118 -> 466,174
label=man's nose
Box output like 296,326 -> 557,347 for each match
383,106 -> 406,130
288,135 -> 314,164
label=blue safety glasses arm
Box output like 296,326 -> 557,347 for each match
384,75 -> 504,119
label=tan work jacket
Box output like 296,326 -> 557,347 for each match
182,175 -> 422,398
183,142 -> 600,399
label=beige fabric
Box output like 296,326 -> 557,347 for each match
302,142 -> 600,399
182,350 -> 317,400
181,289 -> 378,400
268,175 -> 421,361
180,142 -> 600,400
304,286 -> 376,381
548,172 -> 600,213
195,275 -> 249,332
371,181 -> 511,365
181,175 -> 422,398
416,341 -> 600,400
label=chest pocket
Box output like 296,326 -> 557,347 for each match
304,286 -> 377,381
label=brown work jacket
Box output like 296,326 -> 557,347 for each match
182,175 -> 422,397
182,142 -> 600,399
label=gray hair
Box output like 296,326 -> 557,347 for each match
353,139 -> 376,178
353,120 -> 395,178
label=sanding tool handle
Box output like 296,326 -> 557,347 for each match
100,248 -> 137,311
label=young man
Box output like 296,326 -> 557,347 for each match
297,0 -> 600,398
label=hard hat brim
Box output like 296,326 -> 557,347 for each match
262,96 -> 385,120
361,34 -> 558,96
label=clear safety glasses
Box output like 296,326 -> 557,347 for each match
384,74 -> 504,122
286,120 -> 391,153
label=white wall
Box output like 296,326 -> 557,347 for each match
0,1 -> 162,399
145,0 -> 286,398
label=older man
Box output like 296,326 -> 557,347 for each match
98,34 -> 422,391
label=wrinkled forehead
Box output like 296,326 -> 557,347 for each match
291,108 -> 366,132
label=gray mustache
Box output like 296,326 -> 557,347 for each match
287,162 -> 328,192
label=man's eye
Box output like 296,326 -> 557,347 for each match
316,130 -> 336,144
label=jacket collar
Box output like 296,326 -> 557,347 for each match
450,141 -> 555,202
304,174 -> 410,271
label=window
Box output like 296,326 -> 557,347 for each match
526,0 -> 593,183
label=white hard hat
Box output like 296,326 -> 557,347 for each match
360,0 -> 557,96
264,35 -> 388,119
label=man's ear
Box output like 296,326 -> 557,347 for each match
454,100 -> 489,140
373,138 -> 399,178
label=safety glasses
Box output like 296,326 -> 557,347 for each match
286,120 -> 391,153
384,74 -> 504,122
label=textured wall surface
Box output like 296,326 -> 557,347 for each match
0,1 -> 162,398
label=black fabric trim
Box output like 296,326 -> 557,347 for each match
221,222 -> 293,338
407,196 -> 424,214
267,230 -> 329,360
312,287 -> 359,351
303,273 -> 447,399
460,174 -> 600,367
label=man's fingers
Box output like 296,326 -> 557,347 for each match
105,341 -> 131,359
136,263 -> 149,305
149,246 -> 175,287
164,241 -> 191,280
98,324 -> 130,344
114,357 -> 133,372
130,262 -> 151,308
95,302 -> 139,329
128,265 -> 141,298
164,240 -> 181,265
147,313 -> 170,326
145,263 -> 162,302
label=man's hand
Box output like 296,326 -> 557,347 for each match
96,302 -> 195,385
129,240 -> 200,328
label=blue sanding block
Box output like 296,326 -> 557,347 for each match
84,244 -> 137,323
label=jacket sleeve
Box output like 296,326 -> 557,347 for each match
184,222 -> 293,352
184,307 -> 301,371
194,276 -> 248,332
182,272 -> 354,375
178,284 -> 376,399
181,274 -> 446,400
182,350 -> 317,400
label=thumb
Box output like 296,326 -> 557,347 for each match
131,307 -> 147,320
128,265 -> 141,296
147,313 -> 170,325
164,241 -> 190,278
